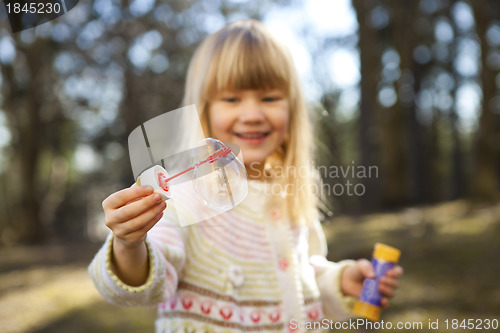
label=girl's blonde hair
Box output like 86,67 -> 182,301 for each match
182,19 -> 317,226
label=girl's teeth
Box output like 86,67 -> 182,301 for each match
239,133 -> 266,138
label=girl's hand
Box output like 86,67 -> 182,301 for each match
102,185 -> 167,248
341,259 -> 403,308
102,185 -> 167,286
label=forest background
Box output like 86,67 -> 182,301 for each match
0,0 -> 499,332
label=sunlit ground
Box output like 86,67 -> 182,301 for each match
1,199 -> 499,332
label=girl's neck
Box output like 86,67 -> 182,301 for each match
245,162 -> 267,182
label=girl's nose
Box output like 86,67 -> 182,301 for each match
238,99 -> 266,123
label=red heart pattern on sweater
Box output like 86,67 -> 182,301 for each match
200,300 -> 214,315
169,297 -> 177,310
269,310 -> 281,323
250,311 -> 261,323
182,298 -> 193,310
219,306 -> 233,320
308,308 -> 319,321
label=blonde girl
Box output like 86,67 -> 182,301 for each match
89,20 -> 402,333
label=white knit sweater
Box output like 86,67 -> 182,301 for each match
89,180 -> 356,332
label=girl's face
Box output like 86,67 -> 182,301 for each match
208,89 -> 289,170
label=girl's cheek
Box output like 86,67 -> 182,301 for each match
208,116 -> 230,141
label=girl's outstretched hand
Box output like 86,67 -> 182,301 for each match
340,259 -> 403,308
101,185 -> 167,286
102,185 -> 167,248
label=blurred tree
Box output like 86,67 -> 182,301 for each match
351,0 -> 384,211
447,2 -> 465,200
0,34 -> 73,243
348,0 -> 500,211
392,0 -> 426,205
314,92 -> 342,216
470,0 -> 500,200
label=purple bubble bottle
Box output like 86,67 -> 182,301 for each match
353,243 -> 401,321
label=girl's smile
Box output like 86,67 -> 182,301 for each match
232,130 -> 271,144
208,89 -> 289,174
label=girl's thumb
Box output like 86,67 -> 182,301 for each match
357,258 -> 375,279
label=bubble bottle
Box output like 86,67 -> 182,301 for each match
353,243 -> 401,321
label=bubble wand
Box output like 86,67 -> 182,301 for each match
137,142 -> 237,208
156,146 -> 232,192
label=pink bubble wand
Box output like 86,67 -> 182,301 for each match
157,146 -> 232,192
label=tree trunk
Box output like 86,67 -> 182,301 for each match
470,0 -> 500,200
352,0 -> 383,211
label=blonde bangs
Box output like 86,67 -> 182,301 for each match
202,23 -> 293,99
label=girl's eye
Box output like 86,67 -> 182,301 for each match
224,97 -> 239,103
262,96 -> 281,102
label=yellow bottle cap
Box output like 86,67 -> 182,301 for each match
353,300 -> 381,321
373,243 -> 401,263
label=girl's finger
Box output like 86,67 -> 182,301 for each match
380,275 -> 400,287
103,186 -> 154,210
114,201 -> 167,237
123,183 -> 157,206
357,259 -> 375,279
116,211 -> 164,244
111,193 -> 164,223
378,283 -> 396,298
137,211 -> 164,235
380,297 -> 390,309
386,265 -> 404,278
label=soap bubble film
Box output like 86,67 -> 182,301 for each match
192,138 -> 248,211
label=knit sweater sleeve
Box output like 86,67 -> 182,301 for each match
308,220 -> 357,321
88,212 -> 186,307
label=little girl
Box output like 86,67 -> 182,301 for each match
89,20 -> 402,332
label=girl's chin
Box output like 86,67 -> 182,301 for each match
243,160 -> 265,169
241,153 -> 268,165
240,150 -> 274,170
